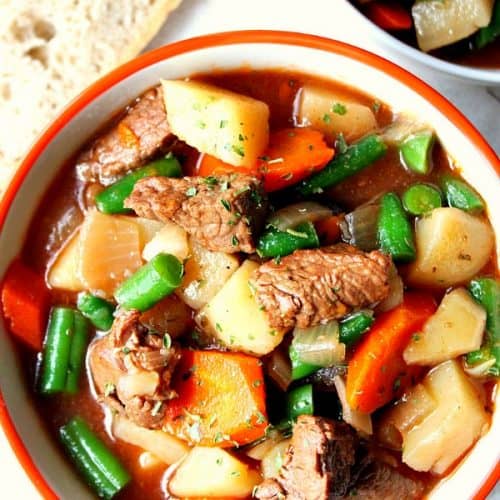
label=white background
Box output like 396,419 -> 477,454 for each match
1,0 -> 498,498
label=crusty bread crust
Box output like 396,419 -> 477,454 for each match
0,0 -> 182,196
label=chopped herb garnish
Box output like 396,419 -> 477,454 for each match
332,102 -> 347,115
335,133 -> 348,154
372,100 -> 381,113
232,235 -> 239,246
269,330 -> 277,336
204,176 -> 218,186
274,255 -> 281,265
214,431 -> 224,443
216,458 -> 223,465
104,382 -> 115,397
229,335 -> 236,345
322,113 -> 331,124
186,186 -> 197,197
238,133 -> 245,141
215,322 -> 223,332
412,334 -> 421,342
255,411 -> 266,425
219,119 -> 228,128
122,347 -> 131,354
231,471 -> 241,477
393,377 -> 402,392
197,120 -> 207,129
252,379 -> 262,388
232,145 -> 245,157
220,199 -> 231,211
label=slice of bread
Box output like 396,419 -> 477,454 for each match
0,0 -> 182,196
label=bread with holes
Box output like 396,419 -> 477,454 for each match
0,0 -> 182,196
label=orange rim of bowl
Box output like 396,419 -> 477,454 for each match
0,31 -> 498,500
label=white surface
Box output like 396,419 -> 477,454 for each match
0,1 -> 498,499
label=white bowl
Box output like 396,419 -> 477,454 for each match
0,31 -> 498,500
343,1 -> 500,86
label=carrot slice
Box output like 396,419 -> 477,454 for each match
346,292 -> 436,413
315,215 -> 342,245
365,2 -> 413,31
1,260 -> 50,350
164,350 -> 267,447
197,153 -> 261,178
259,128 -> 334,192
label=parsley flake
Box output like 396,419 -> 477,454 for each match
186,186 -> 197,197
220,199 -> 231,211
332,102 -> 347,115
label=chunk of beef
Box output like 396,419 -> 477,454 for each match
254,415 -> 357,500
125,174 -> 268,253
252,243 -> 391,330
76,86 -> 173,185
348,461 -> 425,500
88,310 -> 180,429
254,415 -> 425,500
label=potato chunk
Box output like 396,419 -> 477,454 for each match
47,231 -> 85,291
176,237 -> 239,310
200,260 -> 285,355
169,447 -> 260,498
404,288 -> 486,366
408,208 -> 494,288
381,360 -> 488,474
297,84 -> 377,143
142,220 -> 190,262
161,79 -> 269,167
412,0 -> 495,52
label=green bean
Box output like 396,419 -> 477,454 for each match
60,417 -> 130,499
95,154 -> 182,214
377,192 -> 416,262
402,183 -> 442,216
65,313 -> 89,394
339,311 -> 374,345
286,384 -> 314,421
440,175 -> 484,214
40,308 -> 75,394
298,134 -> 387,196
115,253 -> 184,311
257,221 -> 319,258
466,278 -> 500,376
77,293 -> 115,331
475,0 -> 500,49
399,131 -> 434,175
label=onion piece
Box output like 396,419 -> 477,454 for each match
340,202 -> 380,251
464,358 -> 496,378
333,375 -> 373,435
267,202 -> 332,231
292,321 -> 345,368
381,115 -> 427,145
376,264 -> 404,313
266,348 -> 292,391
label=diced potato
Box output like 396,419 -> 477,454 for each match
412,0 -> 495,52
78,210 -> 143,296
261,439 -> 291,479
176,237 -> 239,310
142,220 -> 189,262
47,230 -> 85,291
382,360 -> 488,474
408,208 -> 494,288
130,217 -> 164,247
297,84 -> 377,143
169,447 -> 260,498
404,288 -> 486,366
113,415 -> 188,465
199,260 -> 285,355
162,79 -> 269,167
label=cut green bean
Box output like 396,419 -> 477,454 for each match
40,307 -> 76,394
95,154 -> 182,214
298,134 -> 387,196
440,175 -> 484,214
65,313 -> 89,394
475,0 -> 500,49
402,183 -> 442,216
286,384 -> 314,421
77,293 -> 115,331
399,131 -> 434,174
466,278 -> 500,376
60,417 -> 130,499
339,311 -> 374,346
115,253 -> 184,311
257,221 -> 320,258
377,192 -> 416,262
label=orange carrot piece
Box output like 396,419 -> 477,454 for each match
1,260 -> 50,351
197,153 -> 261,178
164,350 -> 267,447
346,292 -> 436,413
365,2 -> 413,31
315,215 -> 342,245
259,128 -> 334,192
